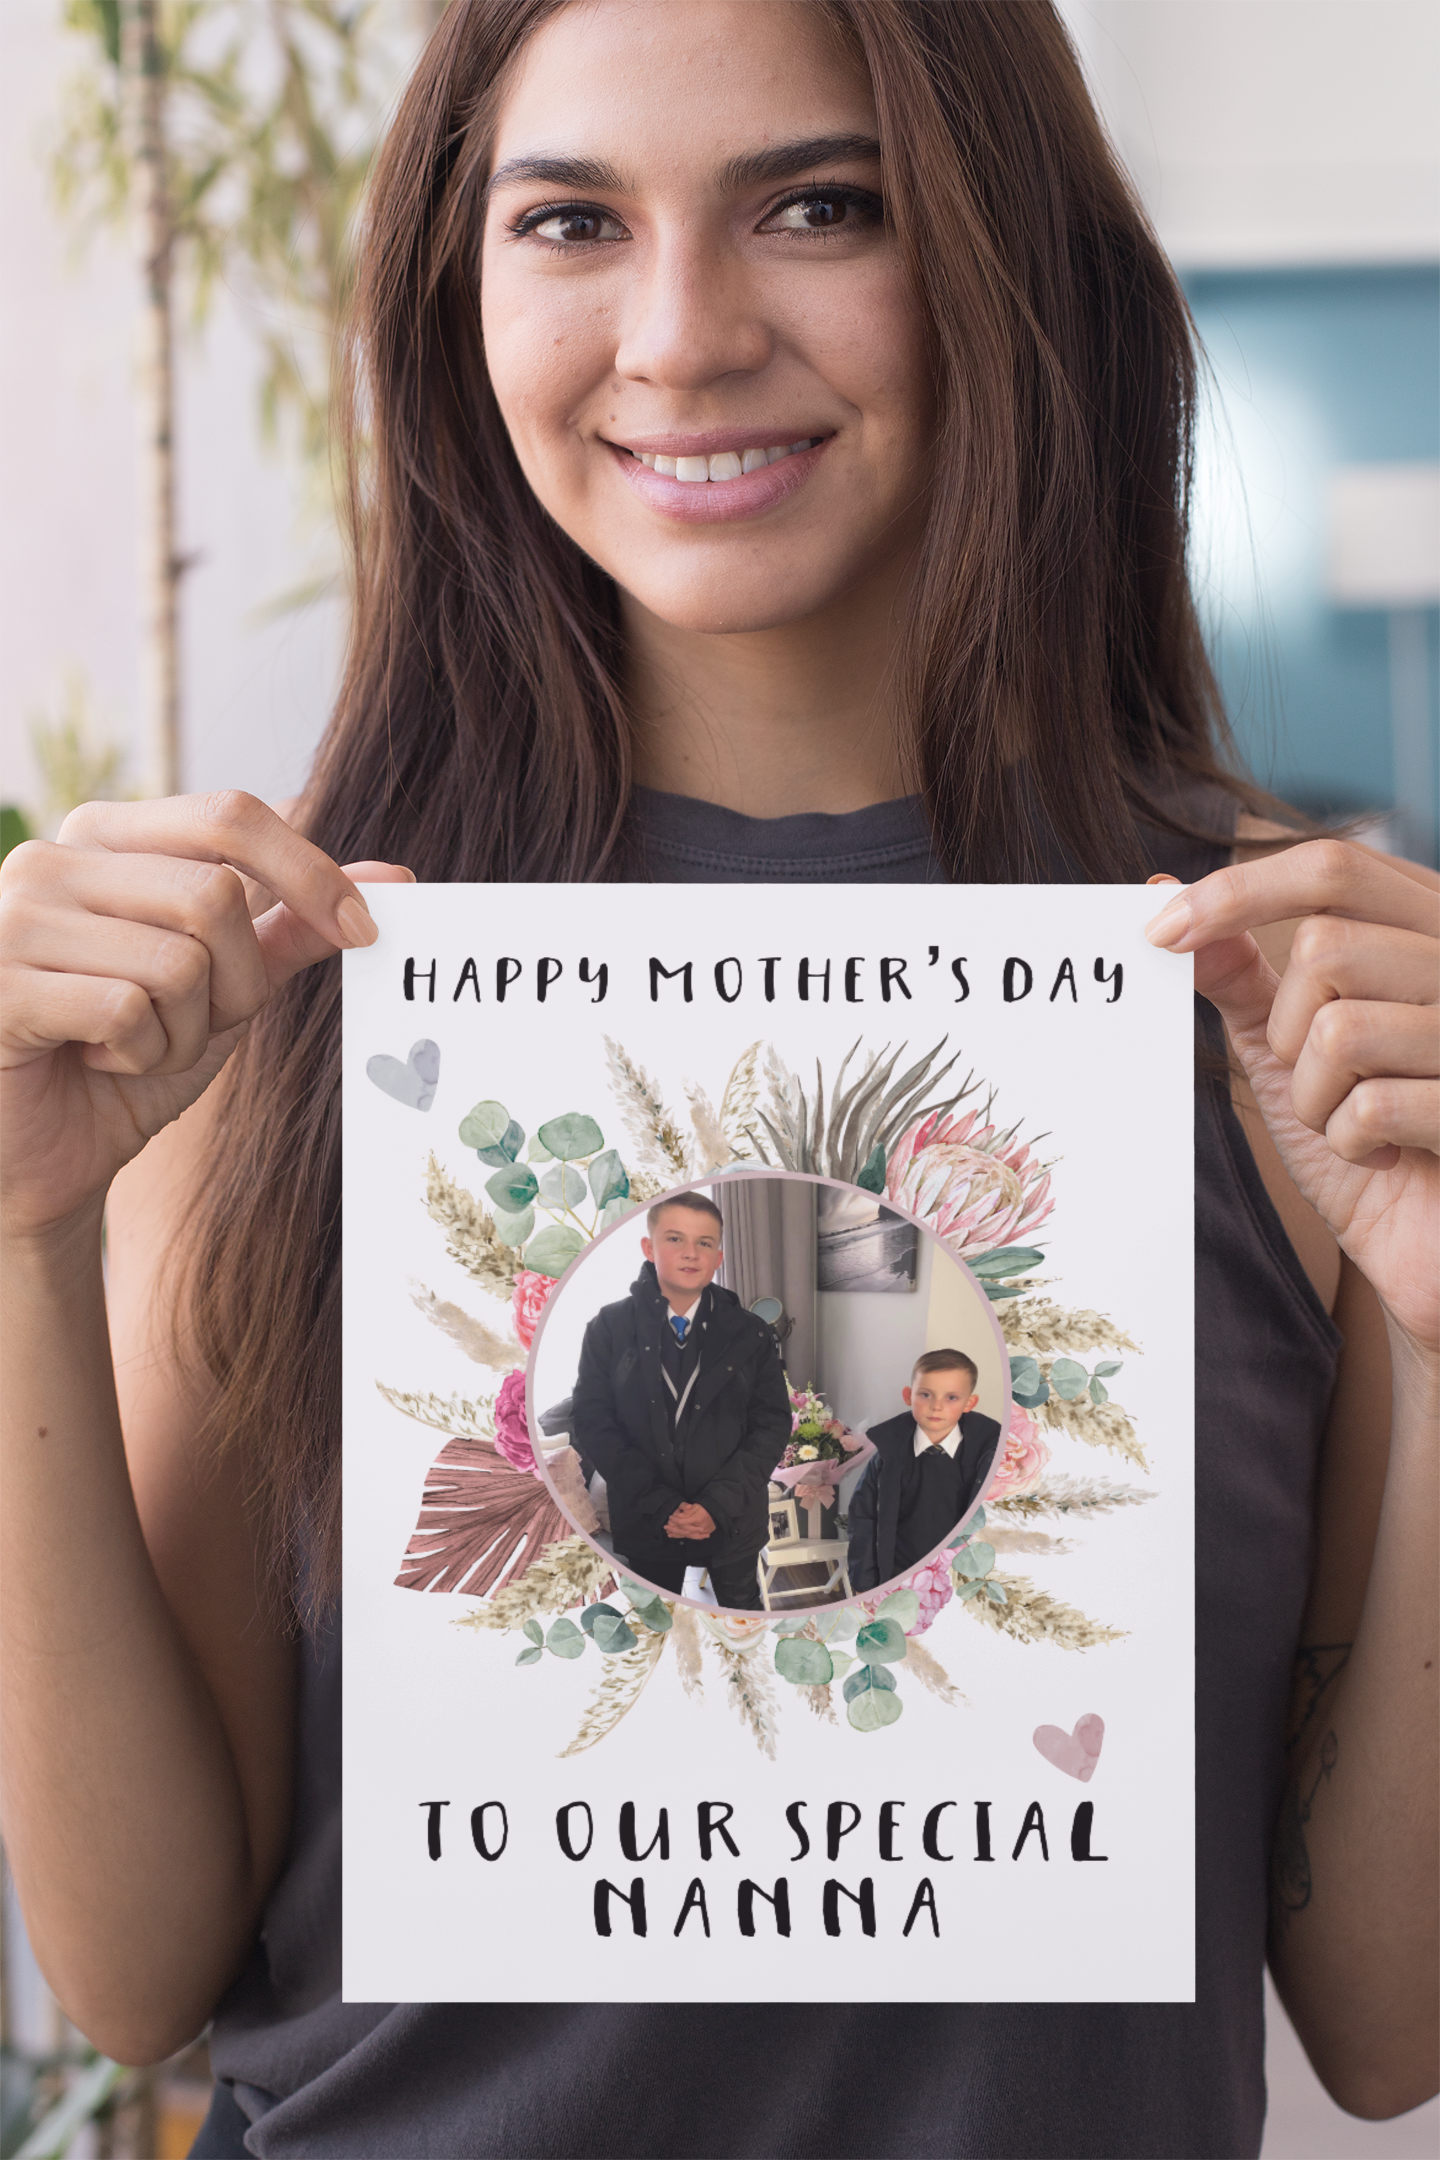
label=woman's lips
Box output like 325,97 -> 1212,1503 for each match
607,437 -> 829,524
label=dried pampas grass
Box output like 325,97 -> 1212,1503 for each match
376,1384 -> 495,1438
457,1536 -> 614,1629
423,1154 -> 522,1299
990,1474 -> 1154,1520
963,1573 -> 1124,1650
603,1038 -> 693,1180
411,1286 -> 524,1373
999,1297 -> 1142,1357
1033,1393 -> 1147,1469
560,1629 -> 667,1757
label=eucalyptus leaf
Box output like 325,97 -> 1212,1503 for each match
1094,1360 -> 1123,1377
955,1577 -> 985,1600
847,1684 -> 904,1732
631,1599 -> 673,1635
591,1613 -> 638,1654
538,1113 -> 604,1160
1089,1378 -> 1110,1405
842,1661 -> 897,1702
856,1143 -> 888,1194
524,1224 -> 586,1279
526,1136 -> 555,1162
474,1117 -> 525,1168
1009,1356 -> 1042,1394
875,1588 -> 920,1630
491,1204 -> 536,1247
774,1636 -> 834,1686
486,1162 -> 539,1213
515,1644 -> 544,1666
545,1618 -> 586,1659
983,1282 -> 1032,1301
1050,1357 -> 1090,1400
827,1649 -> 856,1680
968,1245 -> 1046,1279
522,1618 -> 544,1645
816,1607 -> 859,1644
587,1148 -> 630,1210
854,1616 -> 908,1664
458,1099 -> 512,1151
539,1162 -> 587,1210
598,1195 -> 637,1231
1013,1379 -> 1050,1408
954,1540 -> 996,1580
579,1602 -> 626,1636
984,1580 -> 1008,1603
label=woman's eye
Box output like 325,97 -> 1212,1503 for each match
523,206 -> 626,247
760,190 -> 880,236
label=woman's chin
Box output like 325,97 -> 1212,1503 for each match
615,562 -> 862,639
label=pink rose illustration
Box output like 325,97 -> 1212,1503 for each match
511,1269 -> 554,1350
493,1370 -> 538,1474
984,1404 -> 1050,1501
860,1549 -> 954,1634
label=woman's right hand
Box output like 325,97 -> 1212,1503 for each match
0,790 -> 409,1240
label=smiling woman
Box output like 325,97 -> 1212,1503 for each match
0,1 -> 1435,2158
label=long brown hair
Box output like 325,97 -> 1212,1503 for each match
184,0 -> 1273,1610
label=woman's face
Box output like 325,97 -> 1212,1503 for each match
481,0 -> 933,637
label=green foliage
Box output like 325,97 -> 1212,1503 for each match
972,1244 -> 1047,1302
515,1644 -> 543,1666
587,1147 -> 629,1209
491,1203 -> 535,1247
1049,1357 -> 1090,1400
875,1587 -> 919,1630
538,1112 -> 605,1160
1010,1354 -> 1050,1408
522,1619 -> 543,1645
843,1664 -> 903,1730
774,1635 -> 834,1686
524,1224 -> 585,1279
580,1602 -> 637,1654
538,1162 -> 587,1211
954,1540 -> 996,1580
486,1163 -> 539,1213
856,1143 -> 888,1193
620,1583 -> 674,1634
544,1617 -> 585,1660
854,1616 -> 907,1664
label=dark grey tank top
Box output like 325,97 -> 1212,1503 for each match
206,788 -> 1341,2159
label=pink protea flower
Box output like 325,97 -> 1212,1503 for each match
511,1269 -> 553,1350
492,1370 -> 538,1474
984,1404 -> 1050,1502
884,1107 -> 1054,1260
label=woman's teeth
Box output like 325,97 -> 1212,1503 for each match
632,441 -> 817,482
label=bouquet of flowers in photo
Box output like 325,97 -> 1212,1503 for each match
778,1385 -> 858,1472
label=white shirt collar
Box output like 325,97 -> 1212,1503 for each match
667,1293 -> 702,1324
913,1422 -> 961,1459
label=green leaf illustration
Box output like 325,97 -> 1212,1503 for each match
1009,1356 -> 1042,1395
580,1601 -> 625,1635
875,1587 -> 920,1631
844,1665 -> 903,1730
774,1636 -> 834,1686
524,1224 -> 586,1279
538,1113 -> 604,1160
629,1597 -> 673,1635
956,1578 -> 985,1600
459,1100 -> 512,1151
983,1282 -> 1033,1302
984,1580 -> 1008,1604
968,1245 -> 1046,1278
1094,1360 -> 1123,1377
526,1135 -> 555,1162
856,1143 -> 888,1194
591,1612 -> 638,1654
854,1616 -> 908,1664
491,1204 -> 536,1247
827,1649 -> 856,1681
538,1162 -> 587,1210
1013,1379 -> 1050,1408
1089,1377 -> 1110,1405
598,1195 -> 637,1231
816,1607 -> 859,1644
1050,1357 -> 1090,1400
515,1644 -> 544,1666
842,1662 -> 897,1702
522,1619 -> 544,1645
587,1148 -> 630,1210
545,1617 -> 586,1659
954,1540 -> 996,1580
486,1162 -> 539,1212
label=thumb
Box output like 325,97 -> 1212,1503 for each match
254,862 -> 416,988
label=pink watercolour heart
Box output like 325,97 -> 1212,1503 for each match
1033,1714 -> 1105,1782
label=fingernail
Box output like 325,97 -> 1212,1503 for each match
398,866 -> 418,884
336,895 -> 378,948
1145,894 -> 1192,948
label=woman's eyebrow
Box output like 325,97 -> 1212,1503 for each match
487,153 -> 626,198
487,134 -> 882,203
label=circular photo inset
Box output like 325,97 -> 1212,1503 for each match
527,1170 -> 1010,1615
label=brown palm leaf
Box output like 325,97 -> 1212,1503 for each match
753,1038 -> 978,1179
395,1438 -> 571,1597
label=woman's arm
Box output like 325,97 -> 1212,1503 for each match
0,794 -> 406,2063
1149,838 -> 1438,2116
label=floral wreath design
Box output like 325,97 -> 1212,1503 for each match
379,1038 -> 1152,1754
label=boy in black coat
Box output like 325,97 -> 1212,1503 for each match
847,1350 -> 1002,1593
571,1192 -> 792,1609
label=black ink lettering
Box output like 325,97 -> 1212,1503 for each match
1011,1803 -> 1049,1861
951,957 -> 970,1001
879,1801 -> 905,1862
785,1802 -> 811,1862
1094,958 -> 1123,1003
404,958 -> 436,1004
798,958 -> 831,1002
579,957 -> 608,1003
738,1879 -> 792,1937
844,957 -> 864,1003
593,1879 -> 647,1937
470,1803 -> 508,1860
880,957 -> 911,1002
698,1801 -> 740,1861
1070,1803 -> 1108,1862
537,957 -> 563,1002
1003,958 -> 1033,1002
1049,958 -> 1078,1003
421,1800 -> 449,1861
556,1802 -> 594,1861
714,958 -> 743,1003
760,957 -> 781,1002
928,945 -> 940,966
452,958 -> 481,1003
496,957 -> 522,1002
620,1803 -> 670,1863
903,1879 -> 940,1938
650,958 -> 694,1003
922,1801 -> 956,1862
673,1878 -> 711,1938
973,1801 -> 993,1862
826,1801 -> 862,1861
823,1878 -> 877,1937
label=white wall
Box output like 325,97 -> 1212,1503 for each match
1057,0 -> 1440,266
815,1230 -> 1004,1440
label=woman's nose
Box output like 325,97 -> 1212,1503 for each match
613,231 -> 772,392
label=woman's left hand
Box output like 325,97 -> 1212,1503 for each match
1147,838 -> 1439,1354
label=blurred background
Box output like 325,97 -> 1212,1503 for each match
1,1 -> 1436,2154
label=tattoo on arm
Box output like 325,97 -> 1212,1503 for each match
1272,1642 -> 1350,1925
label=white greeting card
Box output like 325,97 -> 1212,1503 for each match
342,885 -> 1194,2002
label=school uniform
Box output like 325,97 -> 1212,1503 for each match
846,1407 -> 1002,1592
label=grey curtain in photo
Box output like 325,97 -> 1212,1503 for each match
714,1177 -> 818,1390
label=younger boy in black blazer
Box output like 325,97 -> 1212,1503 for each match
847,1349 -> 1001,1593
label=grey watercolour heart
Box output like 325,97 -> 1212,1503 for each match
367,1039 -> 440,1112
